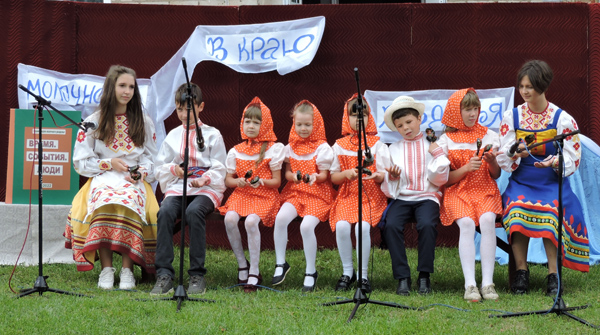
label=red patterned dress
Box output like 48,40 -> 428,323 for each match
64,112 -> 159,272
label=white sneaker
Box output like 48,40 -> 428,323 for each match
119,267 -> 136,290
481,284 -> 499,300
98,267 -> 116,289
464,285 -> 481,302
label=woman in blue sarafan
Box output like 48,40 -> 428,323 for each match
497,60 -> 589,296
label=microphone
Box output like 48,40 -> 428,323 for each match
363,150 -> 374,167
82,121 -> 97,131
196,132 -> 205,152
182,57 -> 187,70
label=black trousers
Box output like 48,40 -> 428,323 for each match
383,199 -> 439,279
154,195 -> 214,279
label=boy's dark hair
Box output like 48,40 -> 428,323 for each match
175,83 -> 203,106
391,108 -> 420,122
517,60 -> 553,94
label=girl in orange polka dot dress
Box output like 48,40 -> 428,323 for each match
429,88 -> 502,302
218,97 -> 285,292
271,100 -> 336,292
330,94 -> 390,293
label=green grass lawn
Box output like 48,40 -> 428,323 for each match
1,247 -> 599,334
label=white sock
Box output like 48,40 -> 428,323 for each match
355,221 -> 371,280
224,211 -> 247,282
300,215 -> 319,286
246,214 -> 262,285
335,221 -> 354,277
479,212 -> 497,287
273,202 -> 297,276
456,217 -> 476,289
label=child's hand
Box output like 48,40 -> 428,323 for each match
308,173 -> 318,186
345,168 -> 359,181
125,172 -> 144,184
482,148 -> 499,164
190,177 -> 209,188
363,171 -> 383,182
428,142 -> 440,154
464,155 -> 482,172
111,158 -> 129,172
534,155 -> 556,169
293,171 -> 302,184
174,165 -> 185,179
386,165 -> 401,181
236,177 -> 249,188
249,178 -> 264,188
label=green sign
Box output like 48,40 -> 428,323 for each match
6,109 -> 81,205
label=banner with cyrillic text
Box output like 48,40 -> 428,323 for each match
17,63 -> 151,119
148,16 -> 326,146
364,87 -> 515,144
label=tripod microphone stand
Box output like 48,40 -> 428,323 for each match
155,57 -> 214,311
322,68 -> 416,322
491,130 -> 598,329
17,84 -> 89,298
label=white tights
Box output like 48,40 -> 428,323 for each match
336,220 -> 371,279
456,212 -> 497,289
224,211 -> 262,285
273,202 -> 320,286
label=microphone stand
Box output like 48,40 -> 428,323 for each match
322,68 -> 416,322
155,57 -> 214,311
491,130 -> 598,329
17,85 -> 89,298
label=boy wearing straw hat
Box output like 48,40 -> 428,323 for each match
380,96 -> 450,296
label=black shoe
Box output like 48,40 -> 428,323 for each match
335,272 -> 357,291
360,278 -> 371,294
546,273 -> 562,296
301,271 -> 318,293
511,269 -> 529,294
396,278 -> 411,296
417,277 -> 431,295
271,262 -> 291,286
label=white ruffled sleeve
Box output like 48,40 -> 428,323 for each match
556,110 -> 582,177
225,148 -> 237,175
315,143 -> 334,171
268,142 -> 285,171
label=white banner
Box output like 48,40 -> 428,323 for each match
17,63 -> 151,120
147,16 -> 326,146
364,87 -> 515,144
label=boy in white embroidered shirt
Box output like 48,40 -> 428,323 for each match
380,96 -> 449,296
151,83 -> 227,295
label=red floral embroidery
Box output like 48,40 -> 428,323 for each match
573,142 -> 580,151
99,161 -> 110,171
572,120 -> 578,130
500,123 -> 509,136
153,133 -> 156,142
76,131 -> 86,143
511,162 -> 519,171
575,159 -> 580,168
563,128 -> 573,141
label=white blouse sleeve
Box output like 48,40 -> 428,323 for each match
330,144 -> 342,173
225,148 -> 237,175
268,142 -> 285,171
203,132 -> 227,188
72,113 -> 110,178
139,114 -> 158,183
556,110 -> 582,177
427,134 -> 450,187
315,143 -> 334,171
497,108 -> 521,172
154,134 -> 178,193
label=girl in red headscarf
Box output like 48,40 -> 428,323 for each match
271,100 -> 337,292
329,94 -> 390,293
429,88 -> 503,302
218,97 -> 285,292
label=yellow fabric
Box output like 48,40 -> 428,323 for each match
516,128 -> 557,157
